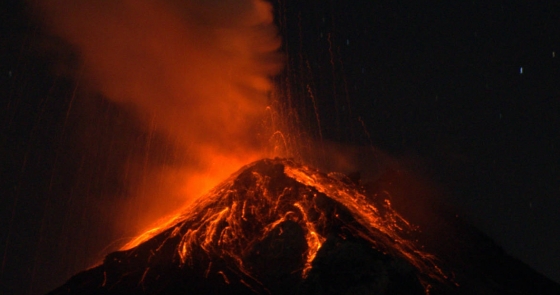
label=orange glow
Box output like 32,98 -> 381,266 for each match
33,0 -> 284,248
118,147 -> 266,250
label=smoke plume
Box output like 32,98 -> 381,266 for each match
32,0 -> 282,238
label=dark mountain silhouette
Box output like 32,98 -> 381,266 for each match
48,158 -> 560,295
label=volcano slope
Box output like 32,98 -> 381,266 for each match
48,158 -> 560,295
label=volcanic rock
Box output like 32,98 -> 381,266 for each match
48,158 -> 560,295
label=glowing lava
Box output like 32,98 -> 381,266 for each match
62,158 -> 451,295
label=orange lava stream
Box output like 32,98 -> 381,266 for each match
284,164 -> 448,283
122,159 -> 447,290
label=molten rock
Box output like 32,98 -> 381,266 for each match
48,158 -> 560,295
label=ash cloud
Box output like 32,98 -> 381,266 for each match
34,0 -> 281,153
31,0 -> 282,238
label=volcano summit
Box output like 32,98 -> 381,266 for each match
48,158 -> 560,295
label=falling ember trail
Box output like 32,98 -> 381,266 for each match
306,84 -> 324,145
49,158 -> 450,295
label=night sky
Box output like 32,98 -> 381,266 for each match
275,0 -> 560,285
2,0 -> 560,294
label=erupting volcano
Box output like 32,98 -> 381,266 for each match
5,0 -> 557,293
48,158 -> 560,295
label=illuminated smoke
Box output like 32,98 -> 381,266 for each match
32,0 -> 282,239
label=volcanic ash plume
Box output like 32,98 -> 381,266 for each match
32,0 -> 283,198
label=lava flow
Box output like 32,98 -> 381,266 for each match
49,158 -> 449,295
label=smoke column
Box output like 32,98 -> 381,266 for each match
31,0 -> 282,239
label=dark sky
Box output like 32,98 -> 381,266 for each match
1,0 -> 560,294
274,0 -> 560,285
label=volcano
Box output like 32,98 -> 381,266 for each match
48,158 -> 560,295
